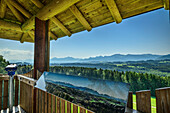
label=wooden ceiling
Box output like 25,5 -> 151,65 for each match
0,0 -> 169,43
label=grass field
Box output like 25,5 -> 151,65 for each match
133,94 -> 156,113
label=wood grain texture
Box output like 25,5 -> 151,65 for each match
127,91 -> 133,109
136,90 -> 151,113
3,80 -> 8,109
31,0 -> 72,37
14,76 -> 19,106
70,5 -> 92,31
156,87 -> 170,113
73,104 -> 78,113
44,91 -> 48,113
34,18 -> 49,79
67,101 -> 71,113
9,0 -> 32,18
0,0 -> 7,18
52,95 -> 56,113
36,0 -> 81,20
105,0 -> 122,23
56,97 -> 60,113
60,99 -> 65,113
5,0 -> 25,22
48,93 -> 52,113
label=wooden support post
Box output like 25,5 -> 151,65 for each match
155,87 -> 170,113
33,17 -> 50,113
34,17 -> 50,80
127,91 -> 133,109
136,90 -> 151,113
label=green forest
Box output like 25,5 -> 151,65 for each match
0,55 -> 169,97
0,56 -> 9,74
50,66 -> 170,96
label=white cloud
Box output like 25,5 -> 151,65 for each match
0,48 -> 33,60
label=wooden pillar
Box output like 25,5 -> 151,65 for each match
33,17 -> 50,113
34,17 -> 50,80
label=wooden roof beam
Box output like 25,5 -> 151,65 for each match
9,0 -> 32,18
51,17 -> 72,37
0,0 -> 7,18
69,5 -> 92,31
28,31 -> 34,42
0,20 -> 22,32
20,33 -> 29,43
163,0 -> 169,10
105,0 -> 122,24
22,0 -> 80,31
31,0 -> 44,8
5,0 -> 25,22
29,0 -> 72,37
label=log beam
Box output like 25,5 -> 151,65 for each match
30,0 -> 72,36
51,17 -> 72,36
0,0 -> 7,18
36,0 -> 81,20
105,0 -> 122,24
20,33 -> 29,43
5,0 -> 25,22
9,0 -> 32,18
0,20 -> 22,32
28,31 -> 34,42
31,0 -> 44,8
69,5 -> 92,31
22,0 -> 80,32
163,0 -> 169,10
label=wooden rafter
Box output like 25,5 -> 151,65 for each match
163,0 -> 169,10
28,31 -> 34,42
20,33 -> 29,43
9,0 -> 32,18
105,0 -> 122,24
22,0 -> 81,32
29,0 -> 72,36
51,17 -> 72,37
31,0 -> 44,8
0,0 -> 7,18
0,20 -> 22,32
70,5 -> 92,31
5,0 -> 25,22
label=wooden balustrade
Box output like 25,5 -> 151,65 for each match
0,74 -> 169,113
18,75 -> 94,113
0,75 -> 19,110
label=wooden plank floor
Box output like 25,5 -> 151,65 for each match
0,105 -> 26,113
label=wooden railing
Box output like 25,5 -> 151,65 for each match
18,75 -> 94,113
0,75 -> 19,110
0,74 -> 169,113
127,87 -> 170,113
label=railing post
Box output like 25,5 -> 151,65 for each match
127,91 -> 133,109
136,90 -> 151,113
155,87 -> 170,113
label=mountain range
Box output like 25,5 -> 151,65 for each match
8,54 -> 170,64
50,54 -> 170,63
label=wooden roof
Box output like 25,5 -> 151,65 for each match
0,0 -> 169,43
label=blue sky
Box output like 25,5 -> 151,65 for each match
0,8 -> 169,61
